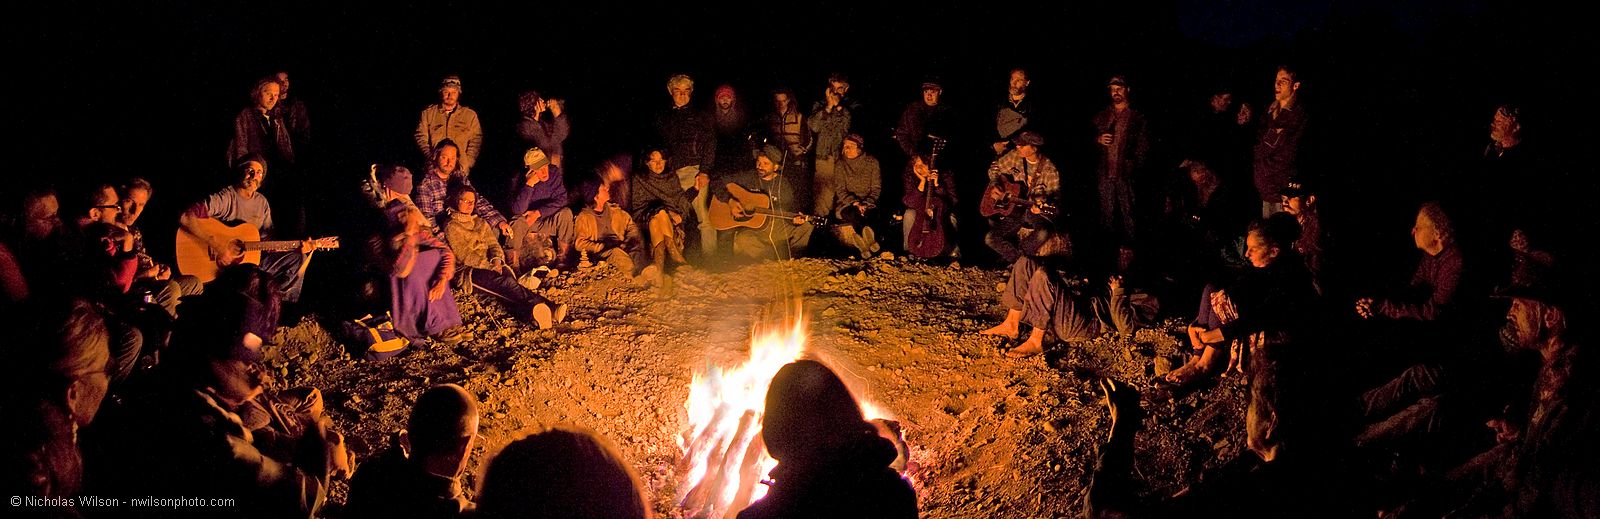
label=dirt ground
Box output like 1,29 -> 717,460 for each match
270,256 -> 1249,518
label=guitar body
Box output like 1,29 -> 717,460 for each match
979,175 -> 1027,218
175,219 -> 262,283
708,184 -> 774,231
907,200 -> 949,258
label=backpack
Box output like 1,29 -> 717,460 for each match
340,312 -> 410,361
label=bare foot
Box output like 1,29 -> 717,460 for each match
981,321 -> 1019,338
1005,332 -> 1045,358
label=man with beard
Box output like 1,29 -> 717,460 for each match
993,68 -> 1036,155
1091,76 -> 1149,262
710,84 -> 750,175
179,156 -> 318,303
272,71 -> 311,157
714,145 -> 814,261
415,76 -> 483,175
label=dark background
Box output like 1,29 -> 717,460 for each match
7,0 -> 1593,301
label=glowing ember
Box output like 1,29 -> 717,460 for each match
677,310 -> 891,518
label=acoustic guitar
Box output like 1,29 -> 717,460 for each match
175,219 -> 339,283
979,173 -> 1059,220
708,184 -> 829,231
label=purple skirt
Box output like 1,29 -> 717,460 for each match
390,248 -> 462,339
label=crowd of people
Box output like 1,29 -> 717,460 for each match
1,61 -> 1592,518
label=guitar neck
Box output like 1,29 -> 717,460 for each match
245,241 -> 311,252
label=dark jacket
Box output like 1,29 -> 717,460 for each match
893,102 -> 953,158
736,434 -> 917,519
630,167 -> 695,224
655,105 -> 716,172
1376,244 -> 1466,323
1091,106 -> 1150,182
345,442 -> 472,519
1252,103 -> 1309,202
228,107 -> 295,169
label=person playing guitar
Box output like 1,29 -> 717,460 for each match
176,155 -> 335,303
710,145 -> 820,261
982,131 -> 1065,265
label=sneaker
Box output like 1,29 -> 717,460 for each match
532,302 -> 569,330
435,326 -> 469,345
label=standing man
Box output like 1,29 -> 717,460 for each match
767,88 -> 812,184
1091,76 -> 1149,257
516,90 -> 570,168
273,70 -> 311,158
809,83 -> 852,216
894,80 -> 953,160
228,77 -> 295,173
993,68 -> 1035,155
415,76 -> 483,175
654,74 -> 718,256
1251,66 -> 1308,216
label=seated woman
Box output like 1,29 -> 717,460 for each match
830,134 -> 882,258
980,256 -> 1152,358
574,179 -> 652,283
629,147 -> 693,272
441,188 -> 566,330
900,152 -> 959,260
1156,214 -> 1316,392
475,426 -> 653,519
377,201 -> 464,342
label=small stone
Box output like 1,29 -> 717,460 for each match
349,395 -> 363,404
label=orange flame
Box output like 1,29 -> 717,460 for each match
678,309 -> 892,518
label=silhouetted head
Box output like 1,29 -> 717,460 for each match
476,426 -> 652,519
406,384 -> 479,479
762,360 -> 874,463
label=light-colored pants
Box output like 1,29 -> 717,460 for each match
675,165 -> 716,255
813,156 -> 836,216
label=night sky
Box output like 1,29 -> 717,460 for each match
8,1 -> 1593,295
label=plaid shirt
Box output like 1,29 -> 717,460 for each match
987,149 -> 1060,200
415,171 -> 507,229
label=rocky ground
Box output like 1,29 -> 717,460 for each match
269,256 -> 1249,518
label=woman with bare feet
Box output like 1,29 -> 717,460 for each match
981,256 -> 1149,358
1153,214 -> 1315,394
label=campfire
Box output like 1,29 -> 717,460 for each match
677,306 -> 899,519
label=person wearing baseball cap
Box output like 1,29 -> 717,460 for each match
415,75 -> 484,174
1093,74 -> 1150,255
509,147 -> 575,270
893,77 -> 952,159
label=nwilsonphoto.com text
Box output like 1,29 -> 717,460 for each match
12,495 -> 237,509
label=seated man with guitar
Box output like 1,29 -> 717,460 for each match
176,155 -> 337,303
981,131 -> 1065,265
710,145 -> 823,261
